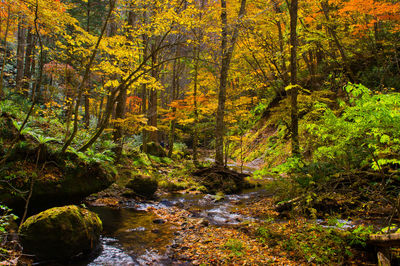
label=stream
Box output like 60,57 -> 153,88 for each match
76,158 -> 265,265
84,187 -> 268,265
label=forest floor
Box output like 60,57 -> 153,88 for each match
152,190 -> 376,265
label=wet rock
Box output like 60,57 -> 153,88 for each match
19,205 -> 102,261
153,218 -> 166,224
197,218 -> 209,227
121,189 -> 136,198
170,243 -> 179,249
126,174 -> 158,198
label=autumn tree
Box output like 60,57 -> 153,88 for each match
215,0 -> 247,166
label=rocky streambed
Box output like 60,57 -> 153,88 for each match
83,187 -> 270,265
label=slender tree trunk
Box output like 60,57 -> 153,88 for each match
215,0 -> 246,165
192,46 -> 200,165
97,93 -> 104,128
277,20 -> 289,85
62,0 -> 115,153
289,0 -> 299,156
113,85 -> 127,158
224,139 -> 229,167
147,46 -> 158,143
167,54 -> 178,158
84,93 -> 90,128
240,134 -> 243,173
79,88 -> 118,152
84,0 -> 91,128
321,0 -> 357,83
141,84 -> 148,152
23,29 -> 35,95
0,4 -> 11,100
16,17 -> 26,90
113,5 -> 135,158
64,99 -> 74,142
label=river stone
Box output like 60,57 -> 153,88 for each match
126,174 -> 158,198
18,205 -> 102,261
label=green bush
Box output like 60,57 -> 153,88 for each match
256,222 -> 372,264
308,83 -> 400,172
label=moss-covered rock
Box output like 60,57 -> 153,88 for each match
192,166 -> 251,194
140,142 -> 167,157
126,174 -> 158,198
19,205 -> 102,261
0,151 -> 115,211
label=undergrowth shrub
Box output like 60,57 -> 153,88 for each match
308,83 -> 400,172
256,221 -> 373,264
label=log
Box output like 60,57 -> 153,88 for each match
377,250 -> 391,266
368,233 -> 400,266
368,233 -> 400,247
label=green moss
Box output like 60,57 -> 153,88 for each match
19,205 -> 102,260
125,174 -> 158,198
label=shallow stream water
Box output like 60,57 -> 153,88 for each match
84,187 -> 268,265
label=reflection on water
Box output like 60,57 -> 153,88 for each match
86,207 -> 176,265
88,237 -> 136,265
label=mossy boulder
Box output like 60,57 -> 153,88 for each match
0,151 -> 115,211
126,174 -> 158,198
192,166 -> 251,194
140,142 -> 167,157
19,205 -> 102,261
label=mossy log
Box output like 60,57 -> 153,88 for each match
368,233 -> 400,266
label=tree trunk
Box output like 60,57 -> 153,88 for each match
84,0 -> 91,128
321,0 -> 357,83
97,93 -> 104,128
16,17 -> 26,90
277,20 -> 289,85
289,0 -> 299,156
148,48 -> 158,143
215,0 -> 246,165
23,28 -> 35,95
79,88 -> 118,152
113,85 -> 127,158
167,53 -> 178,158
0,4 -> 11,100
192,46 -> 200,165
141,84 -> 148,152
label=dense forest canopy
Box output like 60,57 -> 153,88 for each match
1,0 -> 399,163
1,0 -> 400,264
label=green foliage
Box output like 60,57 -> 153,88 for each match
271,156 -> 304,175
256,222 -> 370,264
0,100 -> 26,120
346,225 -> 374,247
308,83 -> 400,172
174,142 -> 188,152
29,132 -> 60,145
223,239 -> 245,256
251,99 -> 268,117
0,205 -> 17,235
67,147 -> 114,165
